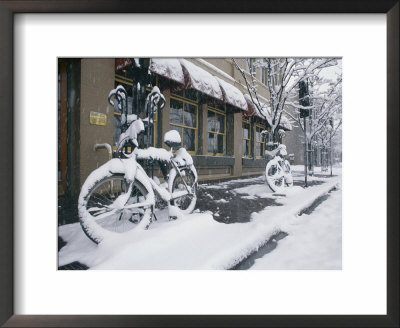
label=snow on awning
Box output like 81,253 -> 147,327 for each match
244,94 -> 292,131
115,58 -> 133,71
244,94 -> 270,119
149,58 -> 250,112
149,58 -> 185,85
179,59 -> 223,101
215,77 -> 247,111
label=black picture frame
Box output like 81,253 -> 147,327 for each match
0,1 -> 398,327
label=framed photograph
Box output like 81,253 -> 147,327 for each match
1,1 -> 398,327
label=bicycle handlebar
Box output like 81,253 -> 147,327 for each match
145,86 -> 166,114
108,85 -> 128,107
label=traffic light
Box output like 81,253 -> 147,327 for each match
300,108 -> 309,118
299,81 -> 310,118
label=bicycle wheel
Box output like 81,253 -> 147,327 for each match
284,160 -> 293,187
168,165 -> 197,215
265,158 -> 285,193
78,160 -> 153,244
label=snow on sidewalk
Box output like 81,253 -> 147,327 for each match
58,175 -> 340,270
250,185 -> 342,270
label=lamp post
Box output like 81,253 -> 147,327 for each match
299,80 -> 310,187
329,118 -> 334,176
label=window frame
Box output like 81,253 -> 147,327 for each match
207,105 -> 226,156
255,123 -> 266,158
246,58 -> 255,75
261,66 -> 267,85
170,92 -> 199,155
242,118 -> 252,158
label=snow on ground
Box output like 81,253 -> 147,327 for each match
59,167 -> 341,270
250,184 -> 342,270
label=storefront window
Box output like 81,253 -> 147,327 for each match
255,125 -> 266,158
170,94 -> 198,153
243,119 -> 252,157
207,106 -> 225,155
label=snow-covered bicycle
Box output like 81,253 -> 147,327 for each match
264,143 -> 293,193
78,86 -> 197,244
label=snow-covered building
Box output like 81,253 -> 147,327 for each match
58,58 -> 293,209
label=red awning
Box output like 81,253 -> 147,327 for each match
115,58 -> 133,71
215,77 -> 247,111
244,94 -> 270,119
149,58 -> 185,85
149,58 -> 257,112
244,94 -> 293,131
179,59 -> 223,101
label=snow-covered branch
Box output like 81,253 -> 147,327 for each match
234,57 -> 339,143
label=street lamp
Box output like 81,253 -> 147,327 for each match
299,80 -> 310,187
329,118 -> 334,176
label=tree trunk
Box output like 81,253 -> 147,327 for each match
303,117 -> 308,187
330,136 -> 333,176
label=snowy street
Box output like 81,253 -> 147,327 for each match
239,184 -> 341,270
58,166 -> 341,270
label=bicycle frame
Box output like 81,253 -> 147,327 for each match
119,156 -> 194,212
109,85 -> 195,207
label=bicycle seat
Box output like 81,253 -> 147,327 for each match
164,130 -> 181,148
265,144 -> 287,157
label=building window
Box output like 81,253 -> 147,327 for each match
261,67 -> 267,85
246,58 -> 255,75
172,89 -> 198,102
255,124 -> 266,158
207,105 -> 226,155
170,93 -> 198,153
242,119 -> 252,157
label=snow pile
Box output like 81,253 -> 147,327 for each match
61,172 -> 340,269
164,130 -> 181,144
135,147 -> 172,162
215,76 -> 247,111
77,157 -> 144,244
173,147 -> 194,166
149,58 -> 185,84
117,119 -> 145,149
179,59 -> 223,101
251,186 -> 342,269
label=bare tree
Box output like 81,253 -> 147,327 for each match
285,74 -> 342,175
316,116 -> 342,176
232,58 -> 337,145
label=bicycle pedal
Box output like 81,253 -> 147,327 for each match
168,216 -> 177,221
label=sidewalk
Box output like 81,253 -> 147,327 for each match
58,167 -> 341,270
